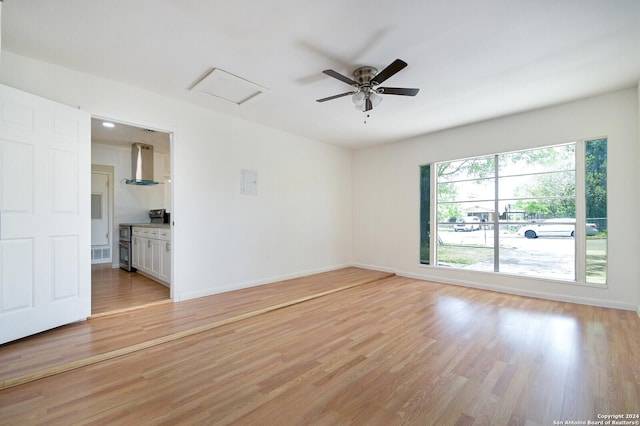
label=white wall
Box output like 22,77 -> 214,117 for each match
0,52 -> 353,301
353,88 -> 639,311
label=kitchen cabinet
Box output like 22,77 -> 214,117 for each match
132,226 -> 170,286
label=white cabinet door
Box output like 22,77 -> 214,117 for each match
132,236 -> 143,270
143,237 -> 152,274
148,237 -> 161,276
0,84 -> 90,344
141,237 -> 149,273
159,240 -> 171,283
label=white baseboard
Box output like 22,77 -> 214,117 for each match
349,262 -> 396,274
176,261 -> 640,314
351,261 -> 638,312
177,263 -> 354,301
394,269 -> 638,312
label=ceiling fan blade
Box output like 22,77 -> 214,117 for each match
377,87 -> 420,96
316,91 -> 356,102
322,69 -> 358,86
371,59 -> 407,85
365,97 -> 373,112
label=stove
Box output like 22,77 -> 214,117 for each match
118,224 -> 134,271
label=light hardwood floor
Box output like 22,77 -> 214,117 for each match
91,263 -> 170,315
1,270 -> 639,425
0,267 -> 392,388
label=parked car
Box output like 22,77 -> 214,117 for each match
518,218 -> 598,239
454,216 -> 481,232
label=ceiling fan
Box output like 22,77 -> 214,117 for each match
316,59 -> 419,112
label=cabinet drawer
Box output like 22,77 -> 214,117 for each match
132,227 -> 144,236
159,229 -> 171,241
145,228 -> 160,239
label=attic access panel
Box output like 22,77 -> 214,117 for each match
190,68 -> 268,105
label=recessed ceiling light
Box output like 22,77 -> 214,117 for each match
102,122 -> 115,128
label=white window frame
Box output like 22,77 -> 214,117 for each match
426,138 -> 606,285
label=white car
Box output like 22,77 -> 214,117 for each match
454,216 -> 481,232
518,218 -> 598,239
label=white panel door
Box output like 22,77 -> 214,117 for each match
0,84 -> 91,344
91,172 -> 109,246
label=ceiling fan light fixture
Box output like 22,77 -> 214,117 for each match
352,91 -> 365,106
370,92 -> 383,107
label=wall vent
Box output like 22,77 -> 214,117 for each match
91,247 -> 111,263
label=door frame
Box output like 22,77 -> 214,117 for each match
91,114 -> 175,300
91,165 -> 115,265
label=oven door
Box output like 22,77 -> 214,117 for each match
119,241 -> 133,271
119,225 -> 131,242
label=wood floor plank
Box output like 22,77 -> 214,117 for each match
91,264 -> 170,315
0,273 -> 639,425
0,267 -> 392,389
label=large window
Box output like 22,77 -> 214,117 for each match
420,139 -> 607,284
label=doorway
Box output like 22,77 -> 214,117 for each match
90,117 -> 172,315
91,166 -> 113,264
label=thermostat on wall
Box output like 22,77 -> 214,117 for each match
241,169 -> 258,195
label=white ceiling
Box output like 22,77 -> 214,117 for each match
3,1 -> 640,150
91,118 -> 171,154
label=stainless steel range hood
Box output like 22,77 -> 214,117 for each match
126,143 -> 159,185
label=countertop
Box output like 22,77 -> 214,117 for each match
120,223 -> 171,229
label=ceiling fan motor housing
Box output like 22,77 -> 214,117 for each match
353,66 -> 378,85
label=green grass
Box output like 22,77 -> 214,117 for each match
436,245 -> 493,265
